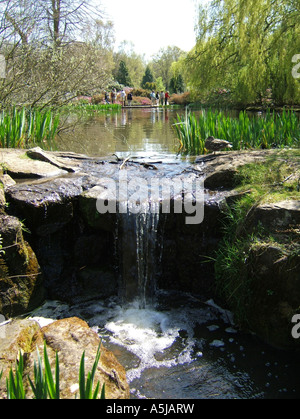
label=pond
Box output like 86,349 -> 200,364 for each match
38,107 -> 300,400
57,107 -> 188,160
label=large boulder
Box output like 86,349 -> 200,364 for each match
245,242 -> 300,349
0,317 -> 130,399
0,214 -> 45,317
247,200 -> 300,230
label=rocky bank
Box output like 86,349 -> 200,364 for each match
0,147 -> 299,374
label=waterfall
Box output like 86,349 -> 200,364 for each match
115,199 -> 160,308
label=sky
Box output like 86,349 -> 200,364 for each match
99,0 -> 200,60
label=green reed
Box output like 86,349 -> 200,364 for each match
66,103 -> 122,114
1,342 -> 105,400
0,107 -> 60,149
174,108 -> 300,155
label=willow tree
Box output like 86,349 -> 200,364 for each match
183,0 -> 300,106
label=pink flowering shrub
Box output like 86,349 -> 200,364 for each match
132,96 -> 151,106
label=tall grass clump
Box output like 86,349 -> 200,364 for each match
0,107 -> 60,149
174,108 -> 300,155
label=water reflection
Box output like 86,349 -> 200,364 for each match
57,108 -> 183,159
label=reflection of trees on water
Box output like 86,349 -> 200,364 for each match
57,109 -> 183,156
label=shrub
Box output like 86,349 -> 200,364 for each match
131,96 -> 152,106
170,92 -> 192,106
131,88 -> 151,98
91,94 -> 104,105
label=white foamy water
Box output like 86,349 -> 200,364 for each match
28,293 -> 300,399
29,295 -> 216,383
99,301 -> 198,382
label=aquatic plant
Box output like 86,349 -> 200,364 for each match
0,107 -> 59,149
174,108 -> 300,155
1,342 -> 105,399
65,103 -> 121,114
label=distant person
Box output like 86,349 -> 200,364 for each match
111,89 -> 117,104
156,92 -> 160,106
120,89 -> 126,106
160,91 -> 165,106
165,91 -> 170,106
150,90 -> 156,106
127,92 -> 133,107
104,91 -> 110,104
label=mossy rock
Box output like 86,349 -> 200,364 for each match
0,215 -> 45,317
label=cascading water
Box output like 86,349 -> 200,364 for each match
116,200 -> 160,309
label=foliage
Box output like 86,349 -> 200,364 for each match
173,111 -> 206,155
0,0 -> 114,107
130,96 -> 152,106
183,0 -> 300,107
6,351 -> 26,399
91,94 -> 104,105
151,46 -> 185,90
141,66 -> 155,89
174,108 -> 300,155
113,41 -> 145,88
79,344 -> 105,400
64,103 -> 121,115
170,92 -> 191,106
131,88 -> 151,98
143,82 -> 157,91
0,107 -> 59,149
1,342 -> 105,400
116,60 -> 133,87
214,152 -> 300,323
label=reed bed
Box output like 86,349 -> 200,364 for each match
0,107 -> 60,149
66,103 -> 122,114
174,109 -> 300,155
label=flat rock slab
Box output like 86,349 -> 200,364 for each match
0,149 -> 69,178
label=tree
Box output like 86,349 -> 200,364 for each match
112,42 -> 145,87
151,46 -> 184,90
116,60 -> 132,86
141,65 -> 154,88
0,0 -> 114,106
183,0 -> 300,106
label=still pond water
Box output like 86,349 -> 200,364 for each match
57,107 -> 186,160
36,107 -> 300,400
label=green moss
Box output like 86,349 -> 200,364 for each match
234,150 -> 300,203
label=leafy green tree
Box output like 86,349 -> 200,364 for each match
116,60 -> 132,86
141,65 -> 154,88
183,0 -> 300,106
151,46 -> 184,90
113,41 -> 145,87
169,74 -> 184,94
